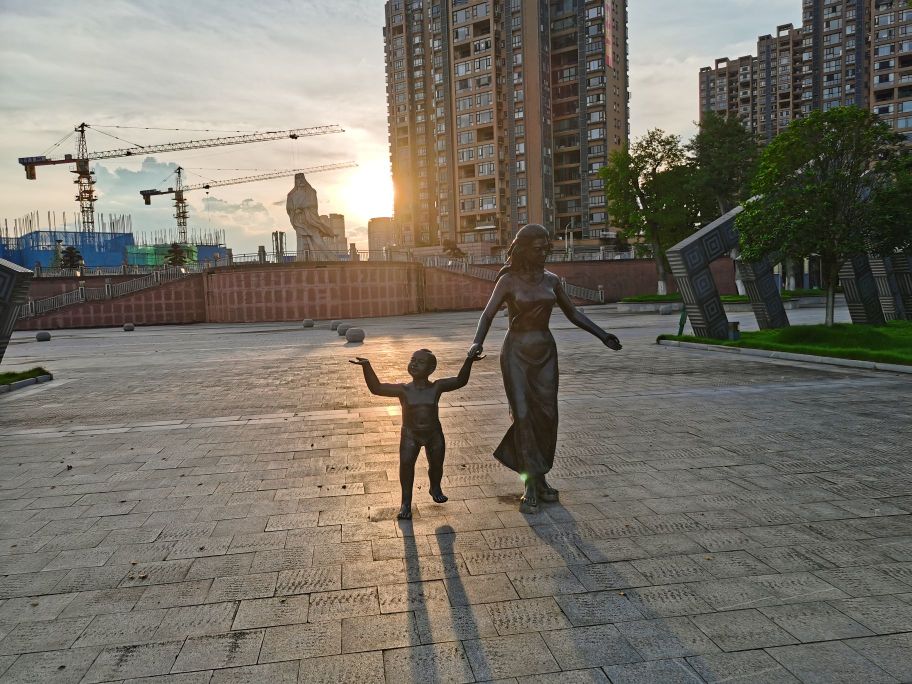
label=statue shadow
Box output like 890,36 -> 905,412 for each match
525,497 -> 716,679
396,520 -> 490,680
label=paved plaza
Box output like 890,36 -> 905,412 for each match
1,305 -> 911,683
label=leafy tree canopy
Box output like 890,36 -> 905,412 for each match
737,106 -> 911,324
687,111 -> 759,214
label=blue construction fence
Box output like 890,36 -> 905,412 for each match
0,230 -> 225,268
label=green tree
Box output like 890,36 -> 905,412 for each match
60,245 -> 82,270
737,106 -> 912,326
687,111 -> 759,214
601,129 -> 710,293
164,243 -> 187,267
441,239 -> 466,260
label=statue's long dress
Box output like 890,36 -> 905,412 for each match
493,276 -> 559,477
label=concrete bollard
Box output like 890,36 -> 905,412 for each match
658,304 -> 675,315
330,320 -> 343,330
337,323 -> 351,336
345,328 -> 365,343
302,319 -> 315,328
123,323 -> 135,331
36,331 -> 51,342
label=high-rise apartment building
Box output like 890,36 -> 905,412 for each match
756,24 -> 804,141
869,0 -> 912,134
699,55 -> 759,130
699,2 -> 911,142
367,216 -> 400,255
384,0 -> 629,255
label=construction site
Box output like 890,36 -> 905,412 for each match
2,122 -> 354,271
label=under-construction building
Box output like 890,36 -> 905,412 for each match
384,0 -> 629,255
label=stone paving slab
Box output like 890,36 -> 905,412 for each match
0,307 -> 910,681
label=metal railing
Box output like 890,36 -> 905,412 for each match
33,263 -> 212,278
423,256 -> 604,303
108,267 -> 189,298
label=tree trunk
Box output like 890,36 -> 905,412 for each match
822,257 -> 840,327
653,242 -> 668,295
825,279 -> 836,327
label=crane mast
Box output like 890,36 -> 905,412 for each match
18,123 -> 344,234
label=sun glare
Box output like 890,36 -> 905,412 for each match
344,160 -> 394,222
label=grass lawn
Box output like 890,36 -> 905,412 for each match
658,320 -> 912,366
0,367 -> 51,385
621,293 -> 682,302
622,293 -> 792,303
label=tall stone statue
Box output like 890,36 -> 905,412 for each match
286,173 -> 338,261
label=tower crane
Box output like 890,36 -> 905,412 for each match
17,123 -> 344,234
139,161 -> 357,243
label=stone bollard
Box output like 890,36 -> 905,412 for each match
302,319 -> 315,328
330,320 -> 343,330
345,328 -> 365,343
337,323 -> 351,336
123,323 -> 135,332
36,331 -> 51,342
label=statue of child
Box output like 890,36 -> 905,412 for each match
350,349 -> 483,519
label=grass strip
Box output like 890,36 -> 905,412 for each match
0,367 -> 51,385
658,321 -> 912,366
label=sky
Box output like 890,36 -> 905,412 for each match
0,0 -> 800,253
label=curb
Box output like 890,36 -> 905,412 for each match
0,374 -> 54,394
657,340 -> 911,375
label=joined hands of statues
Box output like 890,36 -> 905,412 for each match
468,343 -> 484,360
602,333 -> 622,351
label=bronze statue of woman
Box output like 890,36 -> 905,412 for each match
468,224 -> 621,513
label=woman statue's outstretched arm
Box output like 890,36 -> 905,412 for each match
555,280 -> 622,350
469,275 -> 511,357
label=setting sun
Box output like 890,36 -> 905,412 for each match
343,159 -> 393,222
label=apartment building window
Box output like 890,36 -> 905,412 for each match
515,107 -> 524,119
516,160 -> 526,172
456,96 -> 472,111
455,61 -> 471,76
480,196 -> 496,210
515,142 -> 525,155
458,148 -> 475,162
477,162 -> 495,175
476,75 -> 492,87
875,13 -> 895,25
477,143 -> 495,158
474,56 -> 492,71
476,110 -> 493,124
457,131 -> 475,144
459,181 -> 476,195
476,92 -> 493,106
460,199 -> 476,211
457,113 -> 472,128
587,58 -> 604,71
